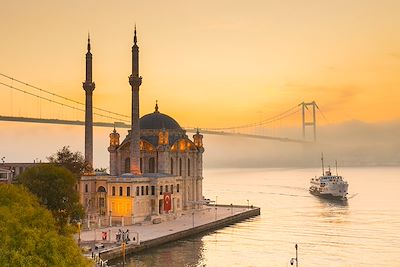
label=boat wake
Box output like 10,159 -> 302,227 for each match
347,193 -> 358,199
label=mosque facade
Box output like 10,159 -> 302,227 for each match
79,30 -> 205,225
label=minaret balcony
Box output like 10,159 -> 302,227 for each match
129,75 -> 142,87
83,81 -> 95,92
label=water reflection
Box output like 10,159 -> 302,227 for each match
109,168 -> 400,266
315,196 -> 349,207
108,236 -> 205,267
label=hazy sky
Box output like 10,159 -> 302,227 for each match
1,0 -> 399,129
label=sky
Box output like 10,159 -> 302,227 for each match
1,1 -> 400,167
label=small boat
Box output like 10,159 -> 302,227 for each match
309,154 -> 349,200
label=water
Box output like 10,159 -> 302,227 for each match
111,167 -> 400,266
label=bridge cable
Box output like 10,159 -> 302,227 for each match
206,105 -> 300,131
0,73 -> 130,119
0,81 -> 131,123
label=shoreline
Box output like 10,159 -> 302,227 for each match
78,205 -> 260,262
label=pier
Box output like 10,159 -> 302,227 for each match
78,205 -> 260,262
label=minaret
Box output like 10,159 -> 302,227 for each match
83,34 -> 95,171
129,26 -> 142,175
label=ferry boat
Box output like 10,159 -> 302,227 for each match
309,155 -> 349,200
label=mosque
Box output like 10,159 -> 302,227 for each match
79,29 -> 205,225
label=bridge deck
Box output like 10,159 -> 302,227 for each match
0,115 -> 311,144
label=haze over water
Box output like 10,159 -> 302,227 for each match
111,167 -> 400,267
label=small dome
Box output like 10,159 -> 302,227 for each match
140,112 -> 182,130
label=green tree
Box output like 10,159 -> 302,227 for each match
48,146 -> 90,178
0,184 -> 91,267
17,164 -> 84,233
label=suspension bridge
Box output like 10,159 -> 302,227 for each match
0,73 -> 327,144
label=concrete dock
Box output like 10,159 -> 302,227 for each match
78,205 -> 260,261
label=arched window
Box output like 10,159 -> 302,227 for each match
146,186 -> 149,195
149,157 -> 155,173
136,186 -> 140,196
85,184 -> 88,193
179,158 -> 182,176
188,159 -> 191,176
141,186 -> 144,195
151,186 -> 155,195
112,186 -> 116,196
140,158 -> 143,173
177,184 -> 180,193
170,158 -> 174,175
119,187 -> 123,196
97,186 -> 106,193
124,158 -> 130,173
171,185 -> 174,194
127,187 -> 131,196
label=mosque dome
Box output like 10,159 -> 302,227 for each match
140,102 -> 182,130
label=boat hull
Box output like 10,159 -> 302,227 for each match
309,187 -> 347,200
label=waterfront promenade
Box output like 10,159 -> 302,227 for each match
77,205 -> 260,261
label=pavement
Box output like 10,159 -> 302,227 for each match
76,205 -> 250,247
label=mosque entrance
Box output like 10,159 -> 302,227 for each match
159,199 -> 163,214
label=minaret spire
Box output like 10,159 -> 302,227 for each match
134,24 -> 137,45
87,32 -> 91,52
129,26 -> 142,175
83,34 -> 95,171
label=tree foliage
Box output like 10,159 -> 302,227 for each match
48,146 -> 89,177
0,185 -> 91,267
17,164 -> 84,233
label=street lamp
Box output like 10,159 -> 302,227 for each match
214,196 -> 218,220
77,221 -> 81,245
290,244 -> 299,267
122,241 -> 126,267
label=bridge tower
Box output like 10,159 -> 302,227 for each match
83,34 -> 95,170
301,101 -> 317,142
128,26 -> 142,175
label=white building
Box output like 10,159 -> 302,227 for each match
0,167 -> 13,184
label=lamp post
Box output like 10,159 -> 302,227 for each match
290,244 -> 299,267
77,221 -> 81,246
122,241 -> 126,267
214,196 -> 218,221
